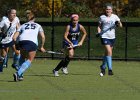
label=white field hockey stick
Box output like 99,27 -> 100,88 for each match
45,50 -> 64,55
67,44 -> 79,49
96,21 -> 118,37
38,49 -> 64,55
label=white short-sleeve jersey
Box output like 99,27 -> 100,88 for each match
17,21 -> 44,46
1,16 -> 20,23
99,14 -> 120,39
0,16 -> 20,44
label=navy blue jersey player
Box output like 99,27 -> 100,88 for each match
63,21 -> 80,47
53,14 -> 87,77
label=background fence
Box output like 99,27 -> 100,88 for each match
22,21 -> 140,61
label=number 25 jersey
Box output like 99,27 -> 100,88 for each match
17,21 -> 44,46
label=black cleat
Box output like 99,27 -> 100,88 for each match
13,72 -> 19,82
108,70 -> 114,75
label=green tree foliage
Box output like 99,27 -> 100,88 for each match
0,0 -> 19,17
0,0 -> 139,18
61,0 -> 93,17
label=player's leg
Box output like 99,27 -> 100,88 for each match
13,50 -> 34,81
99,38 -> 107,76
61,48 -> 74,74
100,56 -> 107,75
0,49 -> 7,72
17,51 -> 34,76
13,41 -> 36,81
106,39 -> 115,75
61,40 -> 78,74
3,54 -> 8,68
53,41 -> 68,76
0,56 -> 4,72
12,45 -> 20,70
2,47 -> 9,68
104,45 -> 113,75
53,48 -> 74,76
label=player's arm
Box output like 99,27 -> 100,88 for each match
78,25 -> 87,46
38,30 -> 46,53
15,17 -> 20,30
118,20 -> 123,28
16,22 -> 20,30
115,15 -> 123,28
13,24 -> 21,42
97,22 -> 102,33
96,22 -> 102,37
64,25 -> 73,46
13,31 -> 20,42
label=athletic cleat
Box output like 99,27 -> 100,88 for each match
100,66 -> 105,75
12,64 -> 19,71
18,76 -> 24,81
13,72 -> 19,82
99,72 -> 104,77
108,70 -> 114,75
3,64 -> 7,68
62,67 -> 68,74
53,69 -> 59,77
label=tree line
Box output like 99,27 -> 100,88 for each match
0,0 -> 139,18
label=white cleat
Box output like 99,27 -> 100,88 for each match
53,70 -> 59,77
99,72 -> 104,77
62,67 -> 68,74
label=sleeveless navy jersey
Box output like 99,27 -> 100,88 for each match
68,23 -> 80,41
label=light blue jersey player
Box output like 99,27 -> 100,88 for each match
13,10 -> 46,81
53,14 -> 87,77
97,4 -> 122,76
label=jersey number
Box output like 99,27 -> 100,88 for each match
25,24 -> 36,30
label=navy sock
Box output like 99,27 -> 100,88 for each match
63,56 -> 70,68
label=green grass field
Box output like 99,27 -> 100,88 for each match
0,59 -> 140,100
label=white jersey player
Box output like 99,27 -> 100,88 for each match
97,4 -> 122,76
0,9 -> 20,72
13,10 -> 46,81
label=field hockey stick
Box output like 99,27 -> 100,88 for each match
45,50 -> 64,55
0,23 -> 12,40
67,44 -> 79,49
96,21 -> 118,37
38,49 -> 64,55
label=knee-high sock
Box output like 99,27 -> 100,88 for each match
106,56 -> 112,70
54,60 -> 64,71
0,57 -> 4,72
13,52 -> 20,65
17,60 -> 31,76
101,56 -> 107,69
3,54 -> 8,66
54,56 -> 70,71
63,56 -> 70,68
19,56 -> 25,66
